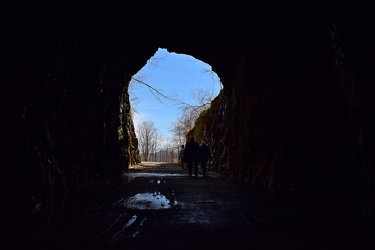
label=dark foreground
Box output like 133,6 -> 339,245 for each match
16,163 -> 375,250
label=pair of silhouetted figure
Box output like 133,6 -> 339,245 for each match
184,137 -> 212,177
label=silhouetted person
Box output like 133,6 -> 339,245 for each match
184,137 -> 200,177
178,144 -> 185,171
199,141 -> 212,177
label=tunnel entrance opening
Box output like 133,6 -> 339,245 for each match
128,48 -> 222,163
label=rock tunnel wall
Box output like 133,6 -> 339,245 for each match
2,0 -> 375,229
180,0 -> 375,222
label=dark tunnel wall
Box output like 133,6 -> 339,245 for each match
2,0 -> 375,231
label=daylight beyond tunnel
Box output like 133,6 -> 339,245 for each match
130,48 -> 222,161
3,0 -> 375,234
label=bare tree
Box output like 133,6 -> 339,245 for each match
158,139 -> 179,163
136,121 -> 160,161
150,131 -> 161,161
170,119 -> 186,147
169,109 -> 197,147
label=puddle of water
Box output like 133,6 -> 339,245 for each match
121,192 -> 172,210
124,173 -> 183,180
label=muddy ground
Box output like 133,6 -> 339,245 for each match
20,162 -> 375,250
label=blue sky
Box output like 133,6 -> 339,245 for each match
130,48 -> 222,143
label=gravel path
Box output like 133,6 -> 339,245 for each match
25,162 -> 375,250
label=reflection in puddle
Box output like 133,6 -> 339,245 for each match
121,192 -> 172,210
131,217 -> 147,238
111,214 -> 138,241
124,172 -> 183,181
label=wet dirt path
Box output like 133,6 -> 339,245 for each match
27,162 -> 374,250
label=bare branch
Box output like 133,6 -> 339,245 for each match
131,76 -> 211,113
131,77 -> 179,104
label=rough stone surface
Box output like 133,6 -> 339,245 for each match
2,0 -> 375,241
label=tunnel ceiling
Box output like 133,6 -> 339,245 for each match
3,0 -> 375,230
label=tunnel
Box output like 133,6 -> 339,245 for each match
2,0 -> 375,248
